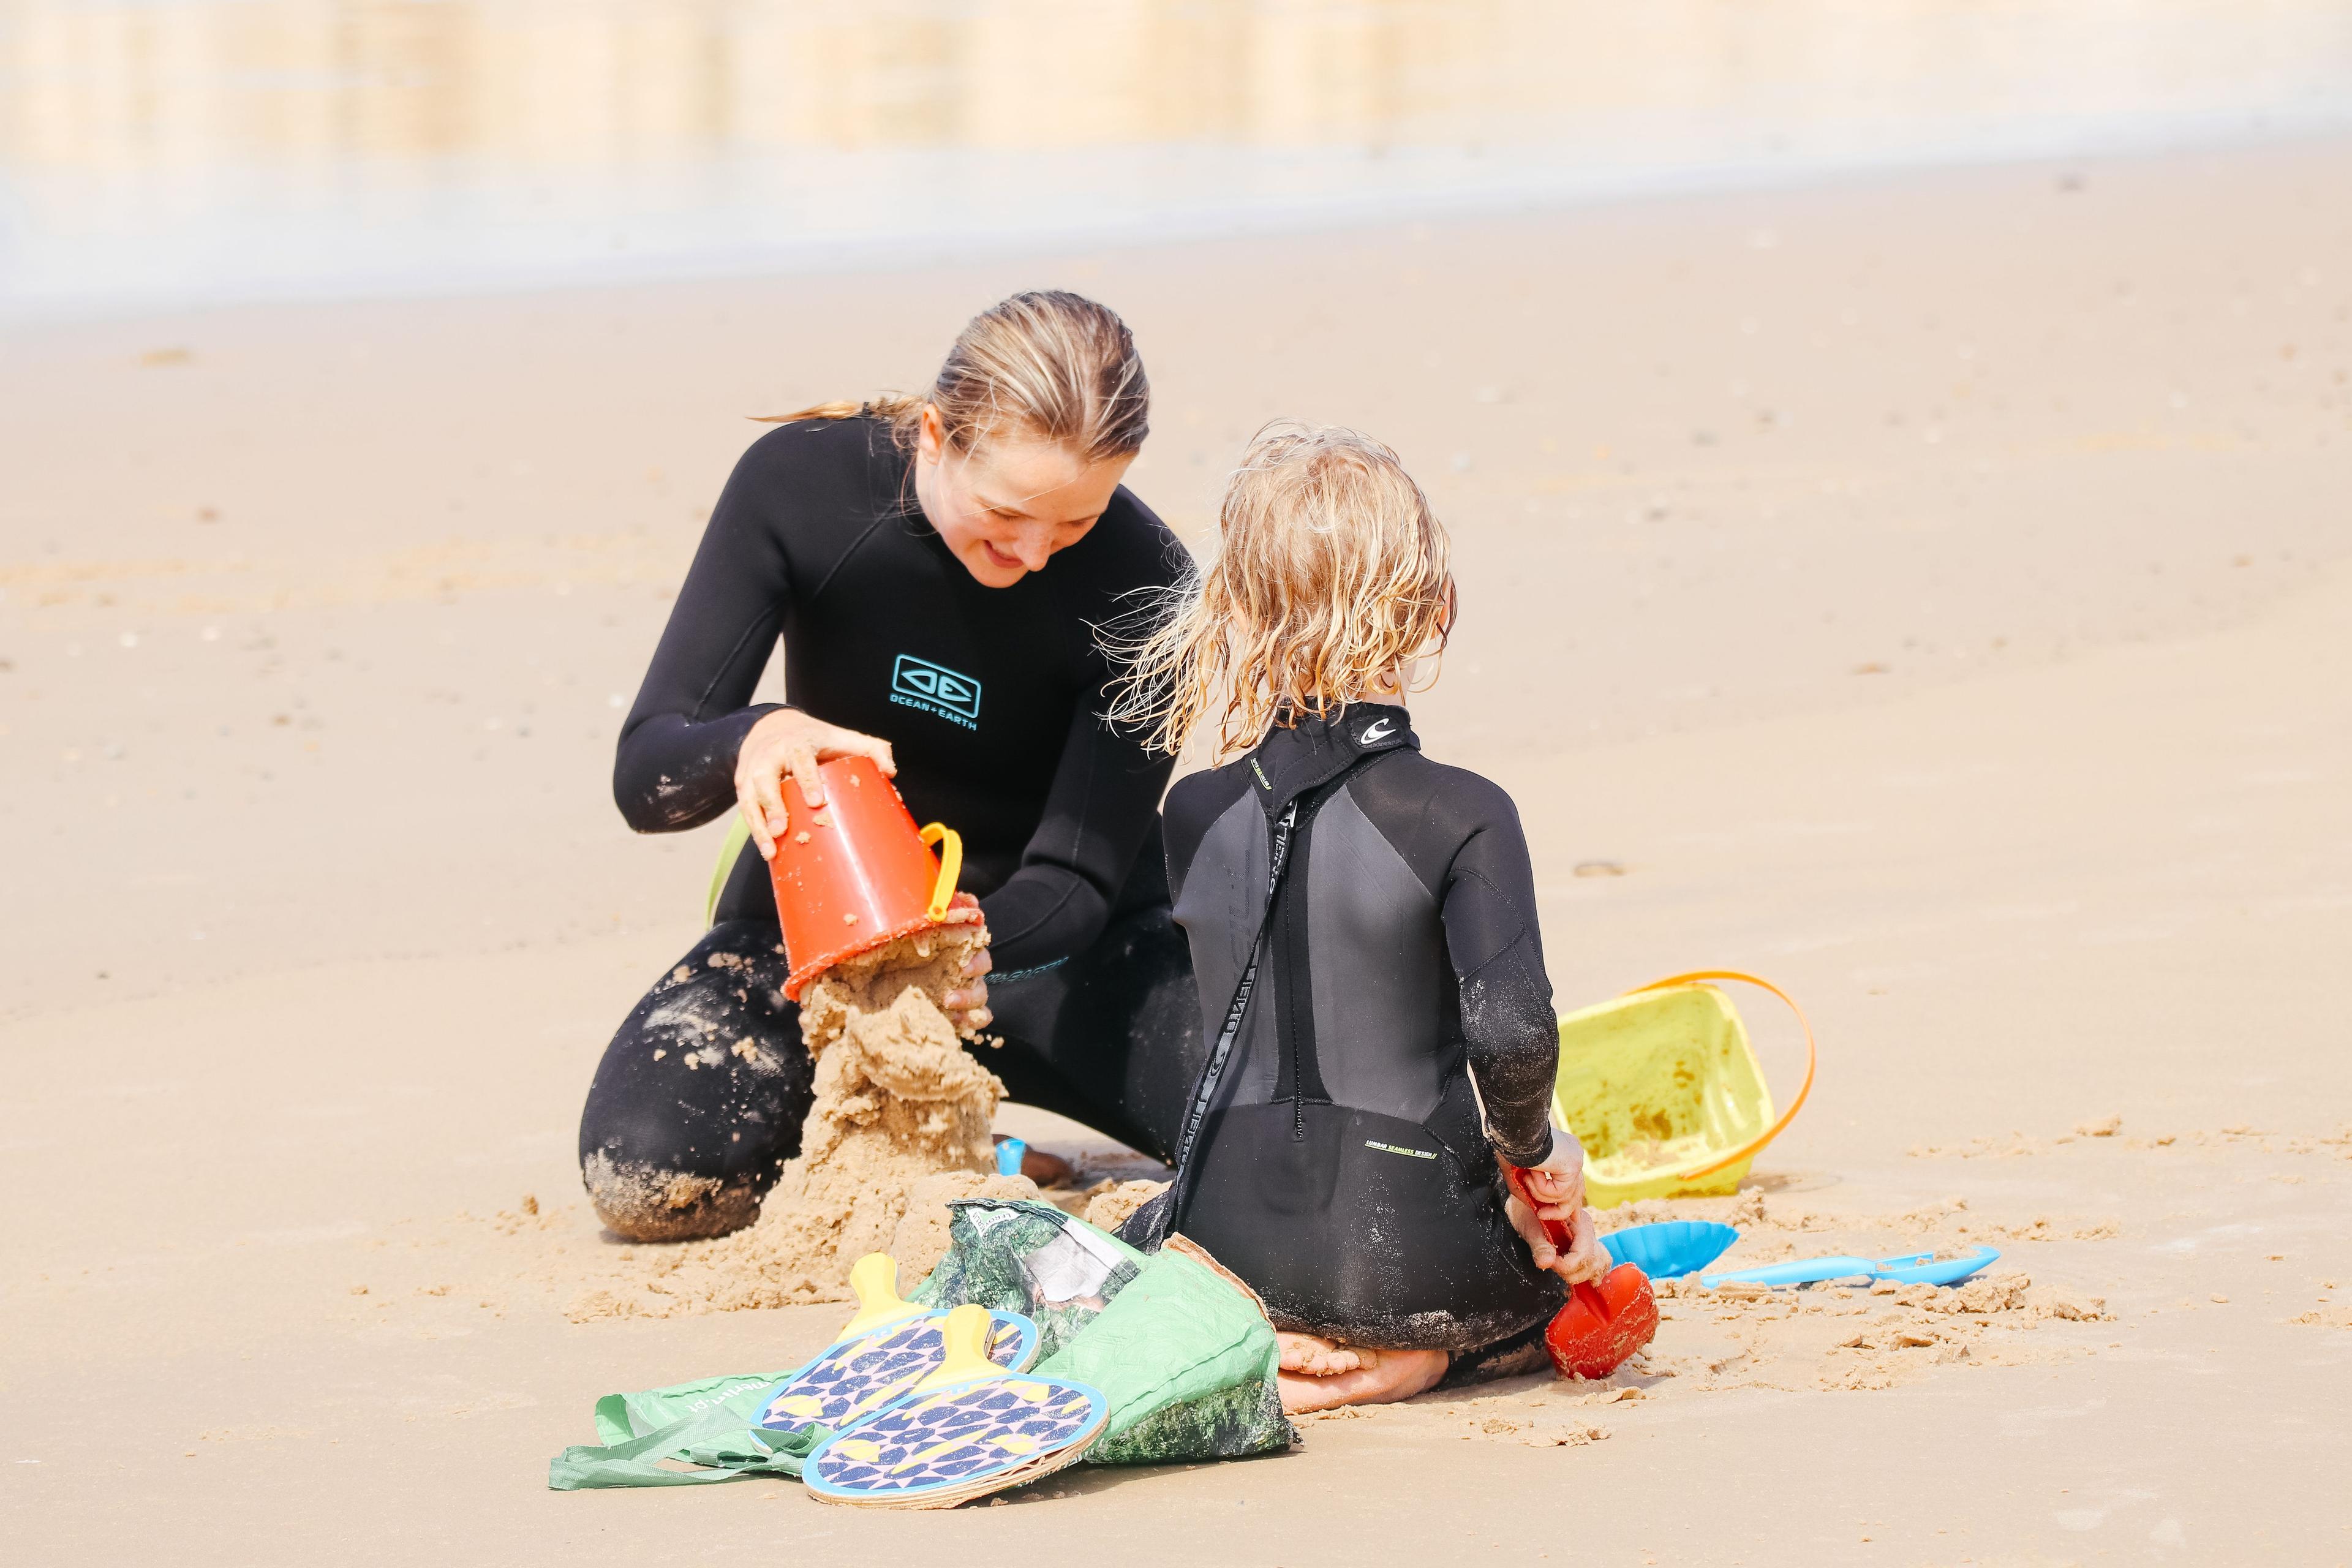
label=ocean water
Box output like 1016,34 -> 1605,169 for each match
4,0 -> 2350,316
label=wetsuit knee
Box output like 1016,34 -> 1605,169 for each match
578,922 -> 809,1240
581,1153 -> 767,1242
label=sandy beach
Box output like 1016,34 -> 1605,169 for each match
4,133 -> 2351,1561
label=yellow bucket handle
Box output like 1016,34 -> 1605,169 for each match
703,815 -> 960,926
919,823 -> 962,922
1619,970 -> 1818,1182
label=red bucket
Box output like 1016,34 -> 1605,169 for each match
767,756 -> 963,1002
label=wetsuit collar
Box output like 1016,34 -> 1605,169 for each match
1241,705 -> 1418,819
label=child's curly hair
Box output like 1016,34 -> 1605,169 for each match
1107,419 -> 1455,760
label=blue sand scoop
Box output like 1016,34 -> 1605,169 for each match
1600,1221 -> 1741,1279
1699,1245 -> 2000,1290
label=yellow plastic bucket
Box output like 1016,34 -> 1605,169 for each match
1550,971 -> 1817,1208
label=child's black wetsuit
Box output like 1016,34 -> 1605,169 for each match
1135,706 -> 1567,1370
578,416 -> 1199,1239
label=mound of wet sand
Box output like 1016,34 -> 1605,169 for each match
570,925 -> 1038,1321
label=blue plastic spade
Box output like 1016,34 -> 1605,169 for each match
1600,1221 -> 1741,1279
1699,1245 -> 2000,1290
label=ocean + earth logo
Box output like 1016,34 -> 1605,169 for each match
890,654 -> 981,729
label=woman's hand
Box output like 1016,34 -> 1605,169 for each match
937,891 -> 993,1035
733,709 -> 897,861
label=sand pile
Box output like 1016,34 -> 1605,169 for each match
1081,1178 -> 1167,1234
569,925 -> 1042,1321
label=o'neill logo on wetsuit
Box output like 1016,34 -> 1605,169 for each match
889,654 -> 982,729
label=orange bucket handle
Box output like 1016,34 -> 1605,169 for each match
918,824 -> 962,922
1620,970 -> 1817,1182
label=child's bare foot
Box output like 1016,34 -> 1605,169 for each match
1276,1337 -> 1449,1414
1277,1331 -> 1363,1377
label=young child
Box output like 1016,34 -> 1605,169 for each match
1109,421 -> 1607,1412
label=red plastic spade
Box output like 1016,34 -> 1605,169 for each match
1504,1165 -> 1660,1380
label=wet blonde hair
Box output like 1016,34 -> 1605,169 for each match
763,289 -> 1149,462
1109,420 -> 1455,761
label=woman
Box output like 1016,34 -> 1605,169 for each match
580,291 -> 1200,1241
1108,421 -> 1605,1411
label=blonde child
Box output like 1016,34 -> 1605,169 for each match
1110,421 -> 1607,1412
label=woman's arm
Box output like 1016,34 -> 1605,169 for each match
612,443 -> 797,833
979,698 -> 1176,973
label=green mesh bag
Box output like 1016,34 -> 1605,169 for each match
912,1199 -> 1293,1466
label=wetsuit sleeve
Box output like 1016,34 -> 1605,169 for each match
979,697 -> 1176,972
1442,801 -> 1559,1170
612,442 -> 792,832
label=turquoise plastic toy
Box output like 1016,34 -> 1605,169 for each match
1600,1220 -> 1740,1279
1699,1246 -> 2000,1289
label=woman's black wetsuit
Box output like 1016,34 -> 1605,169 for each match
579,415 -> 1199,1240
1130,705 -> 1566,1379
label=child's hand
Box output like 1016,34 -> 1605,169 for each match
1506,1136 -> 1607,1284
1517,1132 -> 1587,1214
1506,1196 -> 1611,1285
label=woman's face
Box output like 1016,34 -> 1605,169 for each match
914,405 -> 1134,589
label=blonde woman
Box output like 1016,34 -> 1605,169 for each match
1110,421 -> 1607,1412
581,292 -> 1200,1241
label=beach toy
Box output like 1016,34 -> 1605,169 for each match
994,1137 -> 1027,1177
751,1255 -> 1038,1441
803,1304 -> 1109,1509
1503,1166 -> 1660,1380
1552,971 -> 1817,1207
760,755 -> 963,1001
1700,1246 -> 2001,1291
1599,1219 -> 1741,1280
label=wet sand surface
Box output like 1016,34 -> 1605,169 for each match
4,138 -> 2351,1561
